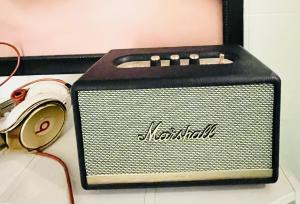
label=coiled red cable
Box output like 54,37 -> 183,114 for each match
36,152 -> 75,204
0,42 -> 21,87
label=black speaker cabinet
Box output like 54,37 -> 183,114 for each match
71,45 -> 280,189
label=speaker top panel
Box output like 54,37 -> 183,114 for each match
73,45 -> 280,91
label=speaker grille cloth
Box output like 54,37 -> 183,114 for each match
77,84 -> 274,176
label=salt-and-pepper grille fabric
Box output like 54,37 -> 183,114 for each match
77,84 -> 274,176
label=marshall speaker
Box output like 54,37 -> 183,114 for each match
71,45 -> 281,189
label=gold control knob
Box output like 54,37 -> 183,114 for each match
150,55 -> 161,67
170,54 -> 180,65
189,53 -> 200,65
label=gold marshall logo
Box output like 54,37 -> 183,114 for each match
138,122 -> 217,141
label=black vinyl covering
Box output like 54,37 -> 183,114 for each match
71,44 -> 280,189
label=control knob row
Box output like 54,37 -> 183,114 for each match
150,54 -> 200,66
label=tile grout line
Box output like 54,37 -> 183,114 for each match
0,155 -> 37,202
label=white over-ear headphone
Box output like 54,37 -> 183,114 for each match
0,80 -> 71,151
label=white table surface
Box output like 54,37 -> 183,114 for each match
0,74 -> 299,204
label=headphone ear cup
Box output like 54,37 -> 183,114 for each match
17,101 -> 66,151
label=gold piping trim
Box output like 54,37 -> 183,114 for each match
87,169 -> 272,185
